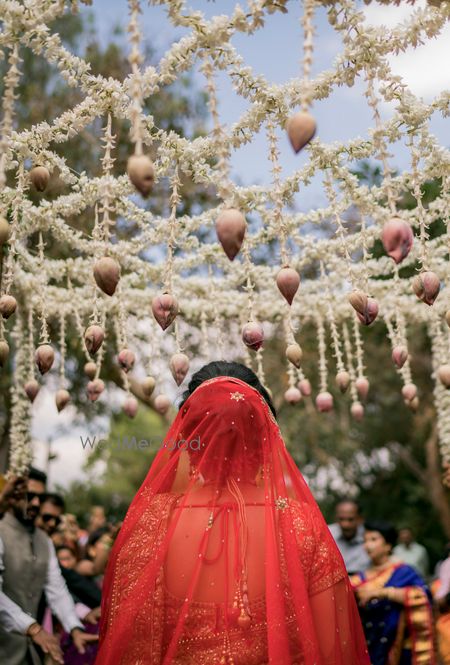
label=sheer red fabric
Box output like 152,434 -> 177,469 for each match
96,376 -> 370,664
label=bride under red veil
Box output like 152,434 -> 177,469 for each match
95,374 -> 370,665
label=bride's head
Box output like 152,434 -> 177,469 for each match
177,361 -> 276,486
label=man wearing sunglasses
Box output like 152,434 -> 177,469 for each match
0,467 -> 97,664
36,493 -> 65,540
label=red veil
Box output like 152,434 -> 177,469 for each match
96,376 -> 369,664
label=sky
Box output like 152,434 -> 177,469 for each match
31,0 -> 450,489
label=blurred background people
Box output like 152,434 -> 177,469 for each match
393,527 -> 429,579
351,520 -> 435,665
432,543 -> 450,664
328,499 -> 370,574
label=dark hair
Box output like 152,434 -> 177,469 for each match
364,520 -> 398,548
28,466 -> 47,486
87,526 -> 110,548
179,361 -> 276,418
55,545 -> 76,555
42,493 -> 65,512
336,498 -> 362,515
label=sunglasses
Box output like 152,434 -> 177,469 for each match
41,513 -> 62,526
26,492 -> 45,503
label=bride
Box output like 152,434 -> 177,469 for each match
95,361 -> 369,664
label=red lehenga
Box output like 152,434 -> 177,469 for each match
96,377 -> 370,664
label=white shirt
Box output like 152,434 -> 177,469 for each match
0,533 -> 83,635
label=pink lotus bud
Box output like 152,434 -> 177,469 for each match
170,352 -> 190,386
123,396 -> 139,418
0,294 -> 17,319
24,379 -> 40,403
84,362 -> 97,379
297,378 -> 312,396
348,290 -> 368,315
127,154 -> 155,197
381,218 -> 413,264
336,371 -> 350,393
118,348 -> 135,373
402,383 -> 417,402
355,377 -> 370,401
392,345 -> 408,369
286,343 -> 302,368
84,325 -> 105,357
151,293 -> 178,331
216,209 -> 246,261
438,364 -> 450,389
0,216 -> 10,245
93,257 -> 120,296
30,166 -> 50,192
242,322 -> 264,351
412,271 -> 440,306
55,389 -> 70,413
284,387 -> 302,404
154,394 -> 171,415
356,297 -> 379,326
35,344 -> 55,375
351,402 -> 364,421
286,111 -> 316,153
142,376 -> 156,398
0,340 -> 9,368
276,267 -> 300,305
87,378 -> 105,402
316,391 -> 333,413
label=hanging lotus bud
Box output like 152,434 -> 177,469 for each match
152,293 -> 178,331
284,387 -> 302,404
55,389 -> 70,413
0,216 -> 10,245
242,322 -> 264,351
276,267 -> 300,305
297,378 -> 312,397
0,294 -> 17,319
87,378 -> 105,402
169,352 -> 190,386
286,111 -> 316,153
438,364 -> 450,389
446,311 -> 450,329
336,371 -> 350,393
402,383 -> 417,402
35,344 -> 54,375
392,345 -> 408,369
381,218 -> 414,264
351,402 -> 364,421
215,209 -> 246,261
84,325 -> 105,357
154,394 -> 171,415
127,154 -> 155,197
84,362 -> 97,380
118,348 -> 135,373
412,271 -> 440,306
142,376 -> 156,398
407,396 -> 419,412
0,340 -> 9,368
30,166 -> 50,192
123,396 -> 138,418
24,379 -> 40,403
286,343 -> 302,368
93,257 -> 120,296
348,290 -> 367,314
355,377 -> 370,401
316,391 -> 333,413
356,298 -> 379,326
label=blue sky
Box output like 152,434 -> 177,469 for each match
34,0 -> 450,487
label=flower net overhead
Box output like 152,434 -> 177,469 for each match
0,0 -> 449,473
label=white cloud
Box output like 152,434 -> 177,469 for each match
363,1 -> 450,99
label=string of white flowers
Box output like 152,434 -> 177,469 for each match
0,44 -> 21,189
342,322 -> 358,404
8,311 -> 32,475
27,305 -> 35,382
255,347 -> 267,388
300,0 -> 315,112
429,312 -> 450,462
59,308 -> 66,386
36,232 -> 50,345
408,131 -> 429,271
321,262 -> 346,374
352,316 -> 366,381
100,114 -> 116,244
316,313 -> 329,394
128,0 -> 145,155
2,163 -> 25,297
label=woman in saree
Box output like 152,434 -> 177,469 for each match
95,361 -> 370,664
351,520 -> 435,665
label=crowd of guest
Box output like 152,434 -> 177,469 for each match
0,467 -> 449,664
